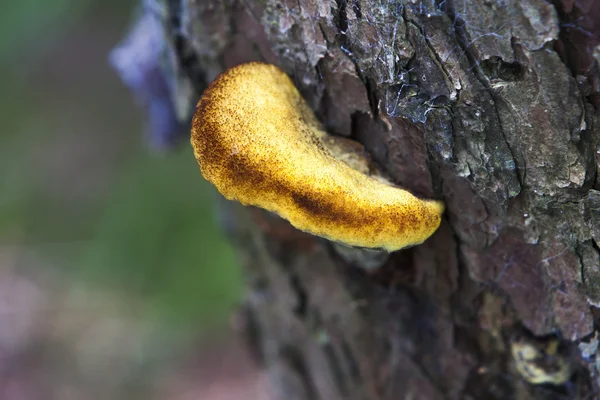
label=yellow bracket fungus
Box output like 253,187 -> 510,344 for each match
511,337 -> 571,385
191,62 -> 444,252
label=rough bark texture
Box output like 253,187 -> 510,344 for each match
115,0 -> 600,398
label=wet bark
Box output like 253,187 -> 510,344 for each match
114,0 -> 600,398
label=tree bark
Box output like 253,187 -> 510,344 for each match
115,0 -> 600,398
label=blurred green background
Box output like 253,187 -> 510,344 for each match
0,2 -> 245,396
0,0 -> 243,326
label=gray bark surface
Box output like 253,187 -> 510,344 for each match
116,0 -> 600,398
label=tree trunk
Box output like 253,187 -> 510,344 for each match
115,0 -> 600,398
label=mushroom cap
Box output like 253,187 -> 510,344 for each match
191,62 -> 444,251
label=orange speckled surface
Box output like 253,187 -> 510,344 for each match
191,62 -> 444,251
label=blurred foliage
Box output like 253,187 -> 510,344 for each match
1,1 -> 89,60
0,0 -> 243,330
81,148 -> 243,327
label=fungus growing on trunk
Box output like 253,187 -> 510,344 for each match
191,62 -> 444,252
